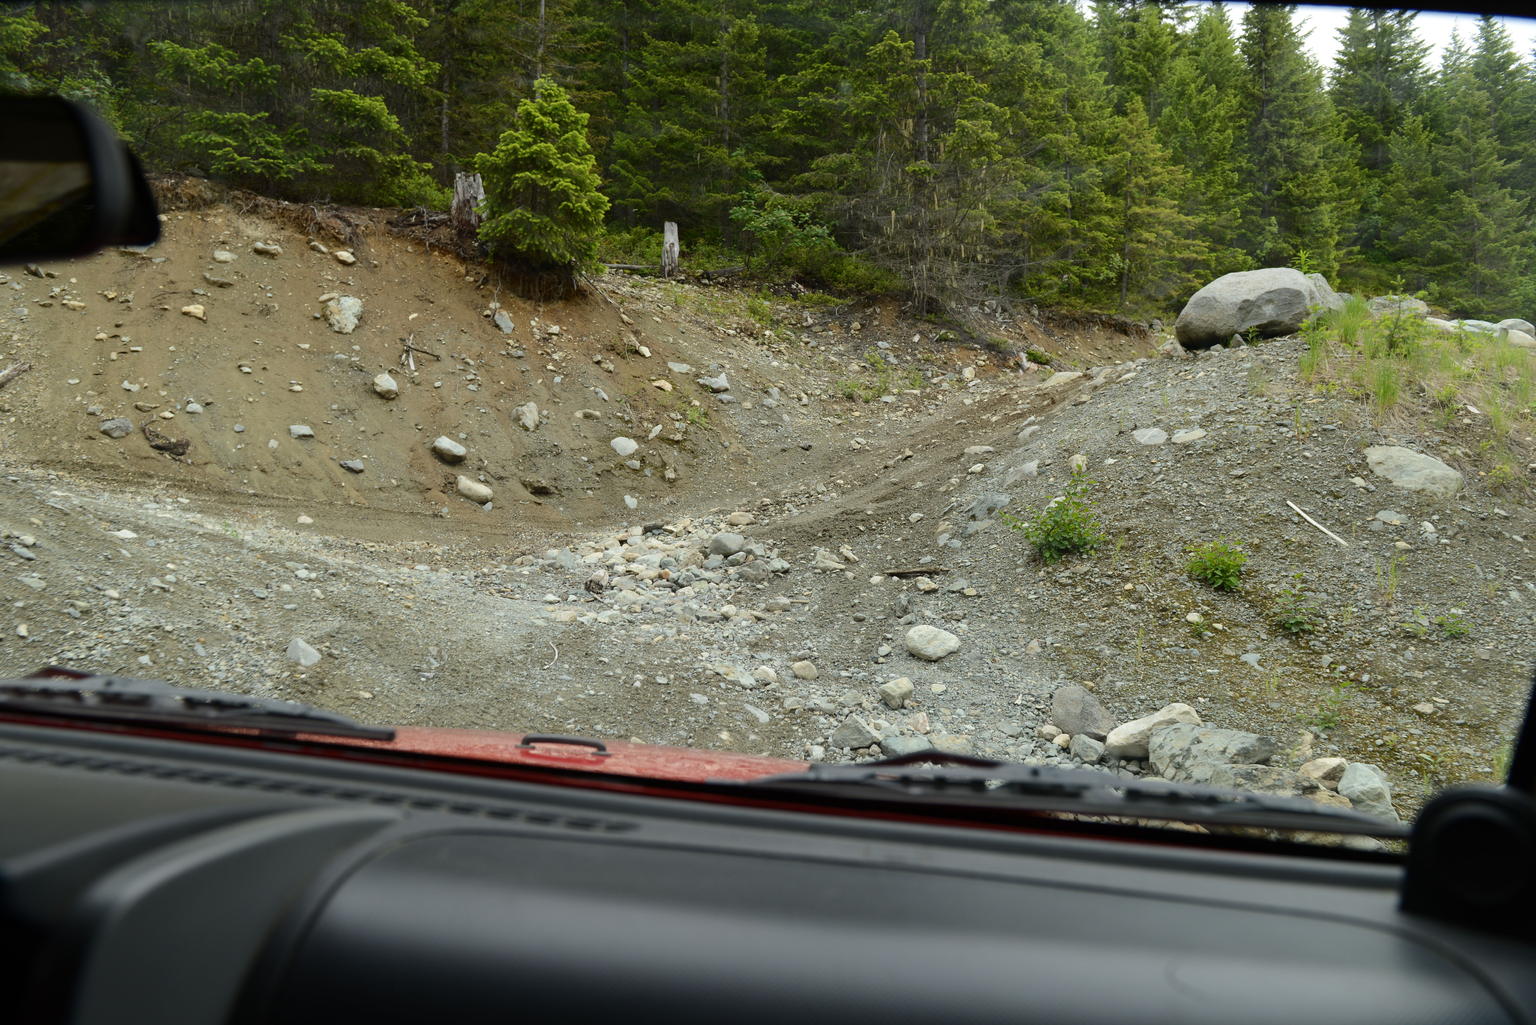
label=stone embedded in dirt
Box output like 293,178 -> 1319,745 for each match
252,241 -> 282,257
811,549 -> 846,571
697,373 -> 730,393
1374,510 -> 1407,526
202,272 -> 235,288
1367,294 -> 1429,318
829,715 -> 879,750
726,512 -> 756,526
707,532 -> 747,557
184,402 -> 203,414
515,402 -> 540,431
1171,428 -> 1207,445
456,475 -> 493,504
1364,445 -> 1463,498
431,436 -> 466,463
964,445 -> 995,457
878,677 -> 914,709
904,624 -> 961,661
1052,732 -> 1071,749
1103,702 -> 1202,760
1133,427 -> 1168,446
1299,757 -> 1349,788
333,250 -> 357,266
212,250 -> 236,263
180,304 -> 206,321
1338,762 -> 1398,821
1148,724 -> 1278,784
1043,371 -> 1082,389
1069,734 -> 1105,763
752,666 -> 778,684
667,361 -> 693,374
372,372 -> 399,399
1050,685 -> 1114,740
288,425 -> 315,439
286,637 -> 321,668
309,241 -> 329,254
99,418 -> 133,439
324,295 -> 363,334
493,310 -> 514,334
610,436 -> 639,457
791,660 -> 819,681
339,459 -> 365,473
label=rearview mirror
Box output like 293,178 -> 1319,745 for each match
0,95 -> 159,263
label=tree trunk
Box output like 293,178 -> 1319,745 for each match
662,221 -> 680,278
452,172 -> 485,237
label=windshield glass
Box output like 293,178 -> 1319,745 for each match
1,0 -> 1532,843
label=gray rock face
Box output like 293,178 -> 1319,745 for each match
493,310 -> 514,333
1364,445 -> 1463,498
1175,268 -> 1327,348
830,716 -> 880,750
707,532 -> 747,557
1148,724 -> 1278,784
1103,703 -> 1202,760
1306,273 -> 1346,312
1508,329 -> 1536,348
882,735 -> 934,757
1204,764 -> 1308,795
324,295 -> 363,333
697,373 -> 730,393
99,417 -> 133,439
286,637 -> 321,668
1069,734 -> 1105,763
904,624 -> 961,661
1367,294 -> 1429,318
1338,762 -> 1398,821
1050,685 -> 1114,740
1497,317 -> 1535,335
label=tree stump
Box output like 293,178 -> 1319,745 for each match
452,172 -> 485,237
661,221 -> 679,278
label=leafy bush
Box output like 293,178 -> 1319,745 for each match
1270,574 -> 1321,635
1186,539 -> 1246,592
1006,473 -> 1107,564
476,78 -> 609,277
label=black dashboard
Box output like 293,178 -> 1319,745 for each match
3,719 -> 1533,1025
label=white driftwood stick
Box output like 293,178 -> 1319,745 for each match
1287,500 -> 1348,547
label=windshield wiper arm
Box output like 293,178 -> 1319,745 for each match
743,749 -> 1407,838
0,669 -> 395,741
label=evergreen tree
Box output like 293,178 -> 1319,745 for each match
475,77 -> 609,285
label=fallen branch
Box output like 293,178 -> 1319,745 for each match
1286,500 -> 1349,548
697,265 -> 745,282
0,362 -> 32,392
543,640 -> 559,670
602,263 -> 656,273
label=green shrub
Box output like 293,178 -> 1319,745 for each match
1024,348 -> 1054,367
1186,539 -> 1246,592
1270,574 -> 1321,635
1005,473 -> 1107,564
476,78 -> 609,278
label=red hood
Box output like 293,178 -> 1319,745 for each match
326,726 -> 808,783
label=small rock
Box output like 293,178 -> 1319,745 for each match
1052,732 -> 1072,749
456,475 -> 493,504
791,660 -> 819,681
99,418 -> 133,439
493,310 -> 514,333
180,304 -> 206,321
515,402 -> 540,431
431,436 -> 467,463
707,532 -> 747,557
1068,452 -> 1087,473
252,241 -> 283,257
904,624 -> 961,661
883,736 -> 934,757
324,295 -> 363,334
373,372 -> 399,399
1364,445 -> 1463,498
339,459 -> 365,473
726,512 -> 756,526
1338,762 -> 1398,821
611,436 -> 639,457
1050,684 -> 1114,740
752,666 -> 778,684
289,425 -> 315,439
333,249 -> 357,265
1133,427 -> 1168,446
1148,724 -> 1278,784
1069,734 -> 1105,763
286,637 -> 321,668
184,401 -> 203,414
812,549 -> 846,571
877,677 -> 914,709
697,373 -> 730,393
1298,757 -> 1348,787
1171,428 -> 1207,445
830,716 -> 880,750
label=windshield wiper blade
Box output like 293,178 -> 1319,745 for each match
743,749 -> 1407,838
0,669 -> 395,741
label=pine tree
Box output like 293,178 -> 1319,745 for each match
1105,97 -> 1197,310
475,77 -> 609,286
1238,3 -> 1349,276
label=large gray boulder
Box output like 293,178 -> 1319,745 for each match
1103,702 -> 1202,760
1497,318 -> 1535,335
1148,724 -> 1278,785
1175,268 -> 1331,349
1306,273 -> 1346,313
1338,762 -> 1398,822
1364,446 -> 1463,498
